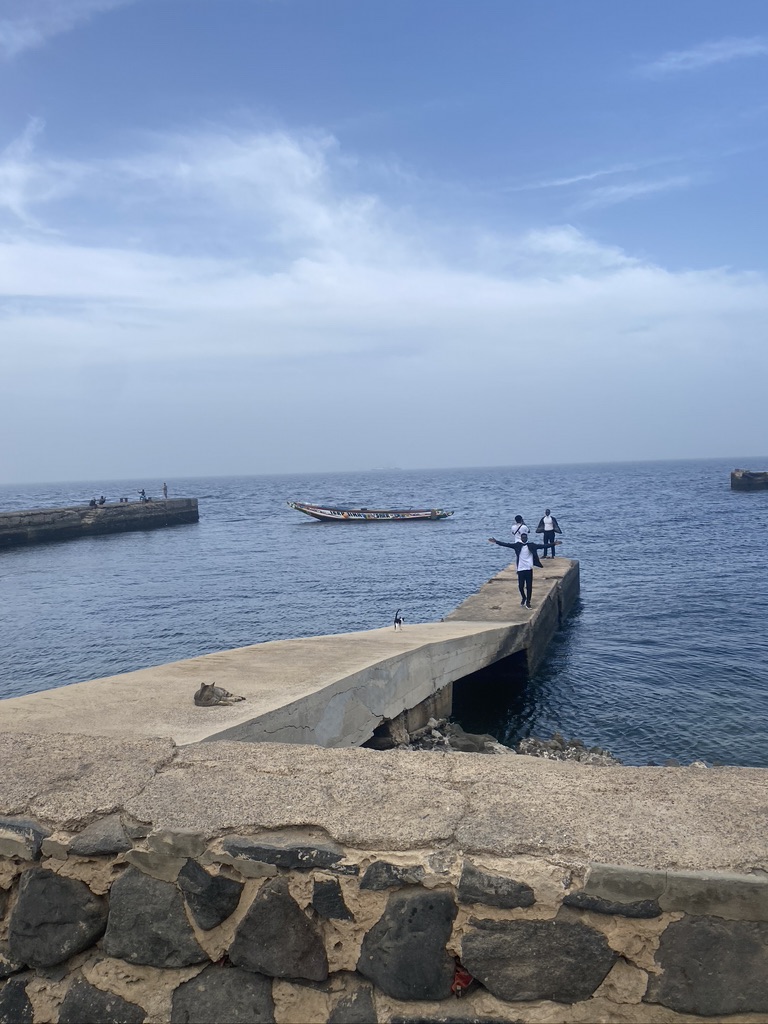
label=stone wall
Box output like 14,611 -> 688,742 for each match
0,500 -> 199,549
2,812 -> 767,1023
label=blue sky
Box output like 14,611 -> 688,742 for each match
2,0 -> 767,483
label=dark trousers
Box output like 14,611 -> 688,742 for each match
543,530 -> 556,557
517,569 -> 532,603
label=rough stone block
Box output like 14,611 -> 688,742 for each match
229,876 -> 328,981
0,817 -> 50,861
357,890 -> 457,1001
0,943 -> 25,979
58,977 -> 145,1024
221,832 -> 345,871
458,862 -> 535,909
461,918 -> 617,1003
360,861 -> 426,890
124,849 -> 186,882
68,815 -> 131,856
327,978 -> 376,1023
8,868 -> 108,968
102,867 -> 208,968
177,859 -> 243,930
562,891 -> 660,918
312,878 -> 353,921
148,828 -> 208,860
659,870 -> 768,920
646,916 -> 768,1015
583,864 -> 666,904
0,977 -> 33,1024
171,964 -> 275,1023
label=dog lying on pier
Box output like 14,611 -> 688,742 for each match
193,683 -> 245,707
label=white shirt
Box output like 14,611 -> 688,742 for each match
543,515 -> 554,531
511,522 -> 528,541
516,544 -> 535,571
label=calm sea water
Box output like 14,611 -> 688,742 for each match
1,459 -> 767,767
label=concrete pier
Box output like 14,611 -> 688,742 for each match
0,559 -> 578,747
0,498 -> 199,548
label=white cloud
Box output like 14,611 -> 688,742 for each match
640,36 -> 768,77
2,121 -> 768,479
0,0 -> 133,59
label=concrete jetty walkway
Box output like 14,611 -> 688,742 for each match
1,559 -> 578,748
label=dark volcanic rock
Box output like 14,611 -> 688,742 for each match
461,918 -> 617,1003
0,817 -> 50,860
58,977 -> 145,1024
562,891 -> 660,917
69,815 -> 131,856
8,869 -> 108,968
0,943 -> 25,979
171,964 -> 275,1023
177,860 -> 243,930
357,890 -> 457,1001
102,867 -> 208,968
458,862 -> 535,909
0,977 -> 33,1024
328,977 -> 376,1023
221,833 -> 344,871
229,876 -> 328,981
312,878 -> 353,921
360,861 -> 426,890
646,916 -> 768,1015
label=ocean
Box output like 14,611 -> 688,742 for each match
1,457 -> 767,767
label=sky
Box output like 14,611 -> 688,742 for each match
1,0 -> 768,484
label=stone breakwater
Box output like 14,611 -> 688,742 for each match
1,734 -> 768,1023
0,499 -> 199,549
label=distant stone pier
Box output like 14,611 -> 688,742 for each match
731,468 -> 768,491
0,498 -> 199,549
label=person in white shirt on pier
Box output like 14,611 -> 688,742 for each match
487,530 -> 561,609
535,508 -> 562,558
510,514 -> 529,543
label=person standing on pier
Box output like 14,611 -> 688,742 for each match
488,531 -> 560,608
162,482 -> 168,499
536,508 -> 562,558
511,514 -> 529,543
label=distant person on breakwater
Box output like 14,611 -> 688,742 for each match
88,498 -> 97,507
535,508 -> 562,558
97,495 -> 106,505
138,489 -> 147,502
162,482 -> 168,499
511,514 -> 529,542
488,530 -> 561,609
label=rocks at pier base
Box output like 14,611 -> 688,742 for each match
373,719 -> 623,764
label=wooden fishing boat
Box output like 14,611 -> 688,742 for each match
287,501 -> 454,523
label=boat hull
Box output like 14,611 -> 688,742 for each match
288,501 -> 454,523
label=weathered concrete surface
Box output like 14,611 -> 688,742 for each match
0,498 -> 198,548
0,561 -> 579,748
1,734 -> 767,873
445,556 -> 578,673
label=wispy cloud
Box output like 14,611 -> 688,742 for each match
578,176 -> 692,211
507,163 -> 644,193
640,36 -> 768,78
0,0 -> 134,59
